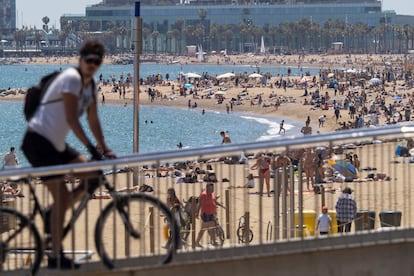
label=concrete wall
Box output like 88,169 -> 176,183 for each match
40,228 -> 414,276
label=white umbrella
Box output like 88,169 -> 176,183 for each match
327,73 -> 335,78
215,91 -> 226,95
183,72 -> 201,78
248,73 -> 263,78
369,78 -> 381,84
216,72 -> 235,79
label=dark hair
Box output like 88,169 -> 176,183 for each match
10,147 -> 15,151
79,40 -> 105,59
343,187 -> 352,194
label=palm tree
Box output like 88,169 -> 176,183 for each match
174,18 -> 184,54
184,25 -> 196,46
151,31 -> 160,54
118,26 -> 127,53
171,29 -> 180,54
198,8 -> 208,49
209,24 -> 220,52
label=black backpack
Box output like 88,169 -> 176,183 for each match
23,68 -> 89,121
24,71 -> 61,121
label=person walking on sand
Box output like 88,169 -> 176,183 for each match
220,131 -> 231,144
2,147 -> 19,168
279,120 -> 286,135
195,183 -> 226,247
250,152 -> 271,197
21,40 -> 116,270
318,115 -> 326,127
316,206 -> 332,236
335,187 -> 357,233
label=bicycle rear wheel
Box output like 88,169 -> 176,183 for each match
0,207 -> 43,275
216,225 -> 225,246
95,193 -> 179,269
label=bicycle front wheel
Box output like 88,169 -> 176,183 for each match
0,207 -> 43,275
95,193 -> 179,270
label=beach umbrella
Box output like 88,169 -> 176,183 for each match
331,159 -> 357,178
215,91 -> 226,95
393,96 -> 402,101
216,72 -> 235,79
369,77 -> 381,84
183,83 -> 193,89
327,73 -> 335,78
299,76 -> 313,84
248,73 -> 263,78
183,72 -> 201,78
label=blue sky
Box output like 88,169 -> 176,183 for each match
16,0 -> 413,29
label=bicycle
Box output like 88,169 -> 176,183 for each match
236,215 -> 253,244
214,217 -> 225,246
0,173 -> 179,275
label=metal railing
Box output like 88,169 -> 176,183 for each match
1,124 -> 414,273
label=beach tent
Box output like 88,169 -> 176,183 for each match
330,159 -> 357,178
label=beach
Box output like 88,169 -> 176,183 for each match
1,53 -> 414,267
2,53 -> 412,134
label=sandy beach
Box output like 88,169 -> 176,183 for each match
2,53 -> 414,269
2,53 -> 412,134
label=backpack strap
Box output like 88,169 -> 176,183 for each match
76,67 -> 97,103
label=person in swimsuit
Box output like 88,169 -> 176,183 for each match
250,152 -> 271,197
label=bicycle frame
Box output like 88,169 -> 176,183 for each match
21,173 -> 133,244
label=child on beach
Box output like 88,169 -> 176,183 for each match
245,173 -> 255,189
316,206 -> 332,236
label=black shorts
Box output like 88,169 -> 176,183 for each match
21,131 -> 79,179
201,213 -> 216,222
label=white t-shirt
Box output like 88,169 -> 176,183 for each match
29,67 -> 96,151
246,179 -> 255,188
317,213 -> 332,232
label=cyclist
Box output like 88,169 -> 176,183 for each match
21,40 -> 116,269
195,182 -> 225,247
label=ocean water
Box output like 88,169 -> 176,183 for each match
0,63 -> 314,167
0,63 -> 320,90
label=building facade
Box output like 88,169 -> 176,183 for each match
0,0 -> 16,34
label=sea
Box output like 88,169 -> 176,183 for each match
0,63 -> 321,167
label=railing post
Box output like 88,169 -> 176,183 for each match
225,189 -> 230,239
191,197 -> 197,249
244,211 -> 250,243
149,206 -> 154,253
